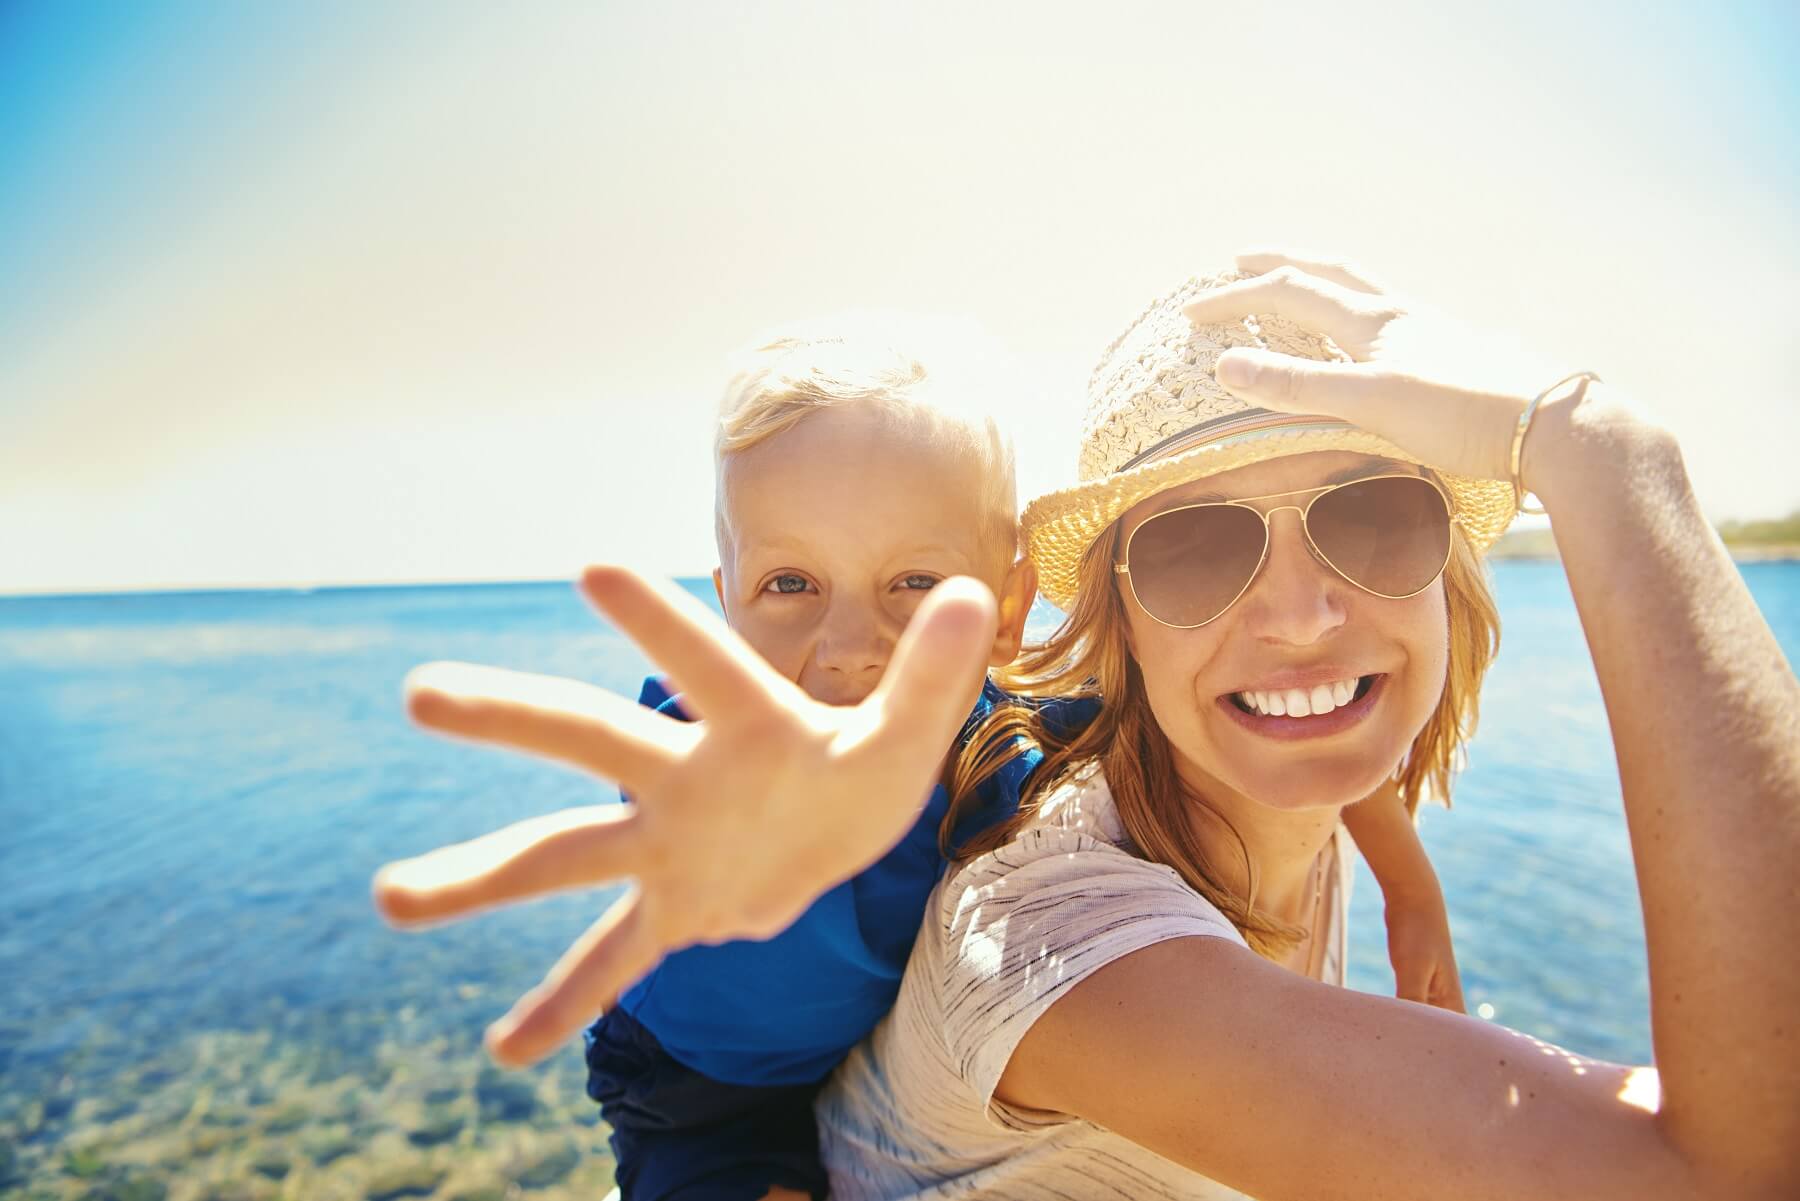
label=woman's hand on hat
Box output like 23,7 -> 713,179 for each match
1183,250 -> 1637,500
372,564 -> 998,1069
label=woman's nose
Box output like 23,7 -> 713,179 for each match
1236,509 -> 1348,647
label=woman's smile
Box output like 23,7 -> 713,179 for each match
1216,671 -> 1385,741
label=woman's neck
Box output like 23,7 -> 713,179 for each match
1168,754 -> 1343,926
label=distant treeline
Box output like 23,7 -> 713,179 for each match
1491,510 -> 1800,560
1717,511 -> 1800,546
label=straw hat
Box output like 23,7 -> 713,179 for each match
1022,273 -> 1520,611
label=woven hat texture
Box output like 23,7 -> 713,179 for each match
1023,273 -> 1519,610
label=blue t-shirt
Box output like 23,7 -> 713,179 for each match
606,675 -> 1096,1086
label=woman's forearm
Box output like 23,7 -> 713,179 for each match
1533,389 -> 1800,1182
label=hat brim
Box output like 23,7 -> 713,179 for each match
1022,421 -> 1518,612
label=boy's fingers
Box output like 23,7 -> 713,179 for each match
1433,970 -> 1469,1015
579,566 -> 791,722
1394,961 -> 1432,1005
1234,249 -> 1388,295
1181,268 -> 1379,352
373,805 -> 642,928
405,661 -> 694,791
484,889 -> 664,1068
865,578 -> 998,763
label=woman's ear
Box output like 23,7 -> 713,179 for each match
712,567 -> 726,612
989,557 -> 1038,667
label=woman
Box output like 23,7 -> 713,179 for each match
810,260 -> 1686,1199
378,254 -> 1799,1201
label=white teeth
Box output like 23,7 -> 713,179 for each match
1239,677 -> 1366,719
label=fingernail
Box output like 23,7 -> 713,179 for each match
1216,354 -> 1258,389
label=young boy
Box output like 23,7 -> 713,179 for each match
583,334 -> 1459,1201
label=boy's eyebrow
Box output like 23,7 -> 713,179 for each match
732,537 -> 974,565
733,532 -> 813,554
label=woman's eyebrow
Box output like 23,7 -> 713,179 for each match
1324,457 -> 1413,484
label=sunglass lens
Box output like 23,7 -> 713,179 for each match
1126,504 -> 1267,626
1306,476 -> 1451,597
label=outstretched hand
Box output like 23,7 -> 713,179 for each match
373,565 -> 998,1068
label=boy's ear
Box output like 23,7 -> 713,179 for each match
988,556 -> 1037,667
712,567 -> 726,612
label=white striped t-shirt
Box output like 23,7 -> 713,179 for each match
816,765 -> 1350,1200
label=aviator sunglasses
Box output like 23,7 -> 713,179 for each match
1115,473 -> 1455,629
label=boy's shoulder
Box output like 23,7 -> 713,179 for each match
641,674 -> 1101,734
637,675 -> 689,720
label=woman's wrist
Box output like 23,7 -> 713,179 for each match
1522,382 -> 1690,517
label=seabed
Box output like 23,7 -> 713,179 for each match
0,1023 -> 617,1200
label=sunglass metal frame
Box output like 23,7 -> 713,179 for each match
1113,473 -> 1456,629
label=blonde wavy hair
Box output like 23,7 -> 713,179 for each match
943,515 -> 1500,958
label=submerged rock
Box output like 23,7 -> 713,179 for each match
513,1140 -> 579,1188
193,1181 -> 274,1201
442,1182 -> 508,1201
418,1072 -> 463,1106
80,1172 -> 169,1201
62,1146 -> 108,1178
262,1103 -> 310,1133
250,1150 -> 291,1180
301,1127 -> 357,1165
185,1125 -> 245,1156
365,1159 -> 447,1201
406,1105 -> 464,1146
475,1072 -> 537,1123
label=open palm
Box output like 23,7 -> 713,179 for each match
373,564 -> 997,1068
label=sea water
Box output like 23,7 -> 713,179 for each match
2,563 -> 1796,1195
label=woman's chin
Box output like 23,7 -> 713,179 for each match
1226,756 -> 1401,814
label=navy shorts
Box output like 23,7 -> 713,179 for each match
584,1008 -> 830,1201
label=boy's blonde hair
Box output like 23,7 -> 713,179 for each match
713,334 -> 1019,577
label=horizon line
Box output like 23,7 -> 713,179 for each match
0,571 -> 721,602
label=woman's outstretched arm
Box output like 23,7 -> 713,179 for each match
997,254 -> 1798,1201
1530,385 -> 1799,1188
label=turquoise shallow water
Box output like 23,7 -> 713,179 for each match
2,563 -> 1796,1196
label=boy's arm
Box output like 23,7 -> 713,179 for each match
1341,784 -> 1466,1012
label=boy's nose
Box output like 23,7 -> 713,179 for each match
815,602 -> 894,678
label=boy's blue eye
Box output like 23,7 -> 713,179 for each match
765,574 -> 813,595
898,574 -> 939,592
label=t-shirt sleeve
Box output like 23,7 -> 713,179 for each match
939,826 -> 1246,1128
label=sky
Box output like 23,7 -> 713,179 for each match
2,0 -> 1796,594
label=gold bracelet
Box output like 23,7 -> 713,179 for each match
1511,371 -> 1601,515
